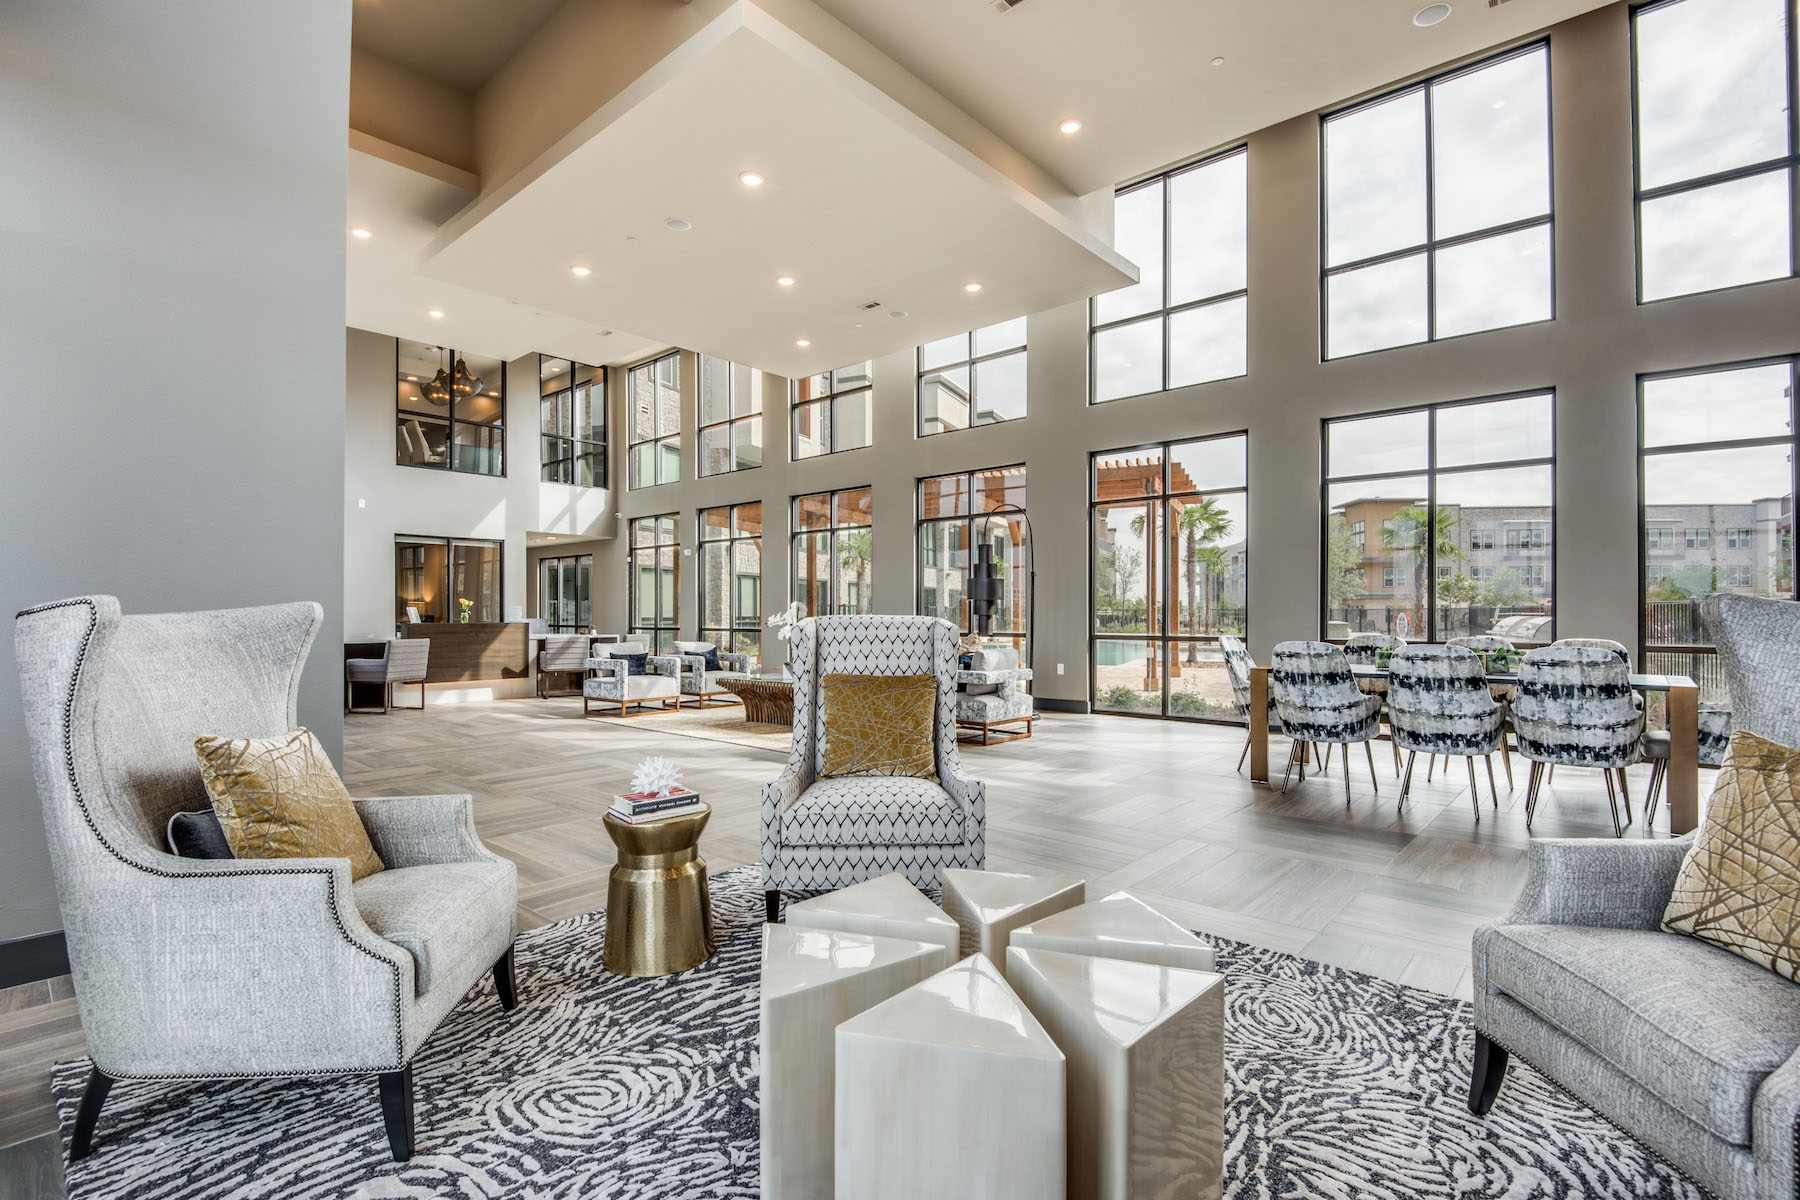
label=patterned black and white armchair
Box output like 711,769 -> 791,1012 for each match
1269,640 -> 1384,800
955,645 -> 1033,744
581,642 -> 683,718
761,615 -> 985,921
670,639 -> 751,708
1514,646 -> 1644,836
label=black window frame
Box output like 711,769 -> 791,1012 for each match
915,464 -> 1029,639
916,322 -> 1029,437
536,355 -> 605,488
628,513 -> 680,652
1090,145 -> 1250,405
791,487 -> 874,615
1319,40 -> 1556,361
697,356 -> 765,477
698,501 -> 764,660
1630,0 -> 1800,303
394,534 -> 504,625
1320,389 -> 1558,643
790,363 -> 874,459
395,341 -> 507,477
539,552 -> 593,634
627,351 -> 682,490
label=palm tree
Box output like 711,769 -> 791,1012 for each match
837,529 -> 873,614
1380,504 -> 1462,627
1132,498 -> 1234,664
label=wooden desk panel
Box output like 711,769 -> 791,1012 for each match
401,623 -> 529,683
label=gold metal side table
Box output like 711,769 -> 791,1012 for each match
601,804 -> 715,977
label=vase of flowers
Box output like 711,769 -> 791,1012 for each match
766,600 -> 805,679
458,597 -> 472,624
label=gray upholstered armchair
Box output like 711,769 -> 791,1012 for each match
1471,838 -> 1800,1200
345,637 -> 430,713
955,645 -> 1034,744
671,639 -> 751,707
581,642 -> 684,717
1702,592 -> 1800,746
13,596 -> 518,1164
761,615 -> 985,922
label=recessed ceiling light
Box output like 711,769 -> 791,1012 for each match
795,338 -> 811,348
349,227 -> 372,239
1413,3 -> 1451,26
664,217 -> 692,232
489,390 -> 500,397
405,375 -> 417,382
570,265 -> 592,277
889,310 -> 908,319
427,309 -> 445,319
739,171 -> 765,187
1210,56 -> 1226,68
777,275 -> 796,287
964,282 -> 983,293
1058,119 -> 1082,135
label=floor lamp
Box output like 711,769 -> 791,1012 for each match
968,503 -> 1034,672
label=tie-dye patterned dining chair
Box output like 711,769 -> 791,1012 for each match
1268,641 -> 1384,803
1386,644 -> 1506,819
1513,646 -> 1645,836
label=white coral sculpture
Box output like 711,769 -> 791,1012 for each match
631,756 -> 684,797
766,599 -> 806,643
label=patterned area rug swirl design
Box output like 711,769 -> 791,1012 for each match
54,866 -> 1701,1199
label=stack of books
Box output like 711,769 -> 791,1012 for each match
609,788 -> 703,824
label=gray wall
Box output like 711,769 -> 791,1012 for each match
598,4 -> 1800,705
0,1 -> 351,942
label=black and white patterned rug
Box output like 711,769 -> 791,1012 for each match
53,865 -> 1701,1199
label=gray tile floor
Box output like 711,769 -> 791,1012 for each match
0,702 -> 1706,1196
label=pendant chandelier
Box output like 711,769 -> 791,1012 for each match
423,366 -> 453,406
451,356 -> 483,399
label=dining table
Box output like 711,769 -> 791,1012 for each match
1244,662 -> 1703,835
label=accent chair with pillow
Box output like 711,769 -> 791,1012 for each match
1470,730 -> 1800,1200
955,644 -> 1033,744
671,639 -> 751,708
581,642 -> 684,717
13,596 -> 519,1164
760,615 -> 985,922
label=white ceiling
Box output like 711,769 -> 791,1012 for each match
415,6 -> 1136,379
810,0 -> 1616,195
350,0 -> 565,93
346,149 -> 666,366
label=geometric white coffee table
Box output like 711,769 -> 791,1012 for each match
835,953 -> 1067,1200
785,872 -> 961,969
760,924 -> 947,1200
1006,946 -> 1225,1200
940,868 -> 1085,963
1009,890 -> 1216,975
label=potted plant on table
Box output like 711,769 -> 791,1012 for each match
457,597 -> 473,624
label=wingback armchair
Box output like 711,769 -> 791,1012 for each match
761,615 -> 985,921
14,596 -> 519,1163
1701,592 -> 1800,748
1472,838 -> 1800,1200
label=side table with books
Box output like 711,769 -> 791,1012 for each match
601,787 -> 715,976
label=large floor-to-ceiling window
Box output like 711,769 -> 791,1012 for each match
396,340 -> 505,475
1640,358 -> 1798,694
1322,43 -> 1552,358
628,352 -> 681,489
917,466 -> 1028,654
1634,0 -> 1798,302
699,357 -> 764,476
917,321 -> 1027,436
540,553 -> 592,633
1324,392 -> 1555,643
793,487 -> 873,615
629,515 -> 679,651
700,502 -> 764,661
539,356 -> 604,486
791,364 -> 873,459
1092,147 -> 1248,403
395,536 -> 502,624
1091,433 -> 1248,719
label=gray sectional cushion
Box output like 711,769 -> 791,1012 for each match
353,861 -> 516,996
1483,924 -> 1800,1145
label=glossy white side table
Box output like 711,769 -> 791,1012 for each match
759,924 -> 945,1200
785,872 -> 960,969
1008,890 -> 1216,976
1006,946 -> 1225,1200
835,953 -> 1067,1200
940,868 -> 1085,962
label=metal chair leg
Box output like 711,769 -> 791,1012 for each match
1602,768 -> 1623,838
1391,735 -> 1402,774
1485,754 -> 1499,807
1525,761 -> 1543,828
1427,754 -> 1436,783
1399,750 -> 1418,808
1281,740 -> 1299,792
1644,759 -> 1667,827
1466,756 -> 1481,819
1342,745 -> 1352,807
1364,739 -> 1380,794
1617,767 -> 1633,825
1238,734 -> 1251,773
1500,743 -> 1513,789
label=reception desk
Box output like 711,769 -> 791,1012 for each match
400,621 -> 530,683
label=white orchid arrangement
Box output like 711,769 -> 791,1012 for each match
765,600 -> 806,643
630,756 -> 684,797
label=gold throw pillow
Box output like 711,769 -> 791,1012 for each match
819,673 -> 939,780
194,727 -> 384,881
1663,729 -> 1800,979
